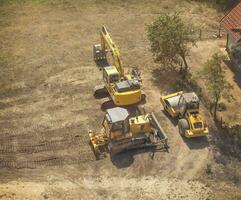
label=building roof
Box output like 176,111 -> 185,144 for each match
221,2 -> 241,43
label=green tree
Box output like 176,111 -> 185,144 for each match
195,0 -> 238,10
200,53 -> 233,119
214,0 -> 238,10
147,13 -> 196,71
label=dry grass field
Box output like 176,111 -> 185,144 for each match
0,0 -> 241,199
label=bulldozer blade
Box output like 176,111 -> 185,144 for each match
148,113 -> 169,150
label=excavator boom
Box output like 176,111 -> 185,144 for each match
93,26 -> 144,108
99,26 -> 124,77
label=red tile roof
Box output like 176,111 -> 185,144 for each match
221,2 -> 241,42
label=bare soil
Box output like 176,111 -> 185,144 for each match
0,1 -> 241,199
190,39 -> 241,126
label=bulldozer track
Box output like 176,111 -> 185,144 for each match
0,132 -> 97,169
0,135 -> 89,154
0,150 -> 96,169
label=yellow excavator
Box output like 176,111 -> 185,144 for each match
93,26 -> 144,109
89,107 -> 168,159
160,91 -> 209,138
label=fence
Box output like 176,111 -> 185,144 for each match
192,26 -> 227,41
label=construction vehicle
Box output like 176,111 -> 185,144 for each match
160,91 -> 209,138
88,107 -> 168,159
93,26 -> 144,109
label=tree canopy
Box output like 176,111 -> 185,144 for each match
147,13 -> 196,71
212,0 -> 238,10
200,53 -> 233,119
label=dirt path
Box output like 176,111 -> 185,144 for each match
0,175 -> 212,200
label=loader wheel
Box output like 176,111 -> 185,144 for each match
178,119 -> 189,137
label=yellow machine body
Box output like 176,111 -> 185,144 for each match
88,107 -> 169,158
183,110 -> 209,138
160,91 -> 209,138
102,114 -> 150,140
94,26 -> 142,106
160,91 -> 183,118
129,115 -> 151,134
103,66 -> 142,105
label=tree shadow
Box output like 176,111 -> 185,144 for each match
212,126 -> 241,163
151,68 -> 179,91
182,136 -> 210,150
224,59 -> 241,89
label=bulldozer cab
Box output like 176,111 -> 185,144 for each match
178,92 -> 199,116
102,107 -> 130,139
103,66 -> 120,84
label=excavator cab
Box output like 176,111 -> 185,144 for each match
103,66 -> 120,84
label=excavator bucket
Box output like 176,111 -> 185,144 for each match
93,44 -> 109,69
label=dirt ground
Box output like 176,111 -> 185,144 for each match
0,0 -> 241,199
190,39 -> 241,126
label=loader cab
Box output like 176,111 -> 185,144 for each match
103,66 -> 120,84
178,92 -> 199,116
102,107 -> 130,140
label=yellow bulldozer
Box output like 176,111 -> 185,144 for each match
93,26 -> 144,109
160,91 -> 209,138
88,107 -> 168,159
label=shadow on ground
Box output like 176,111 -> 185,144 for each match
224,60 -> 241,89
161,110 -> 178,126
182,136 -> 209,150
151,68 -> 179,91
111,147 -> 168,168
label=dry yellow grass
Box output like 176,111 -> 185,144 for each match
0,1 -> 240,199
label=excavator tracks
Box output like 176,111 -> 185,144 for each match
94,84 -> 109,99
101,97 -> 115,110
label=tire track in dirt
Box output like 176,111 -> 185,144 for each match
0,135 -> 89,154
0,130 -> 95,169
0,150 -> 95,169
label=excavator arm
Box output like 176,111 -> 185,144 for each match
95,26 -> 124,77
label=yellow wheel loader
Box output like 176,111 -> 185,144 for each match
93,26 -> 144,110
160,91 -> 209,138
88,107 -> 168,159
